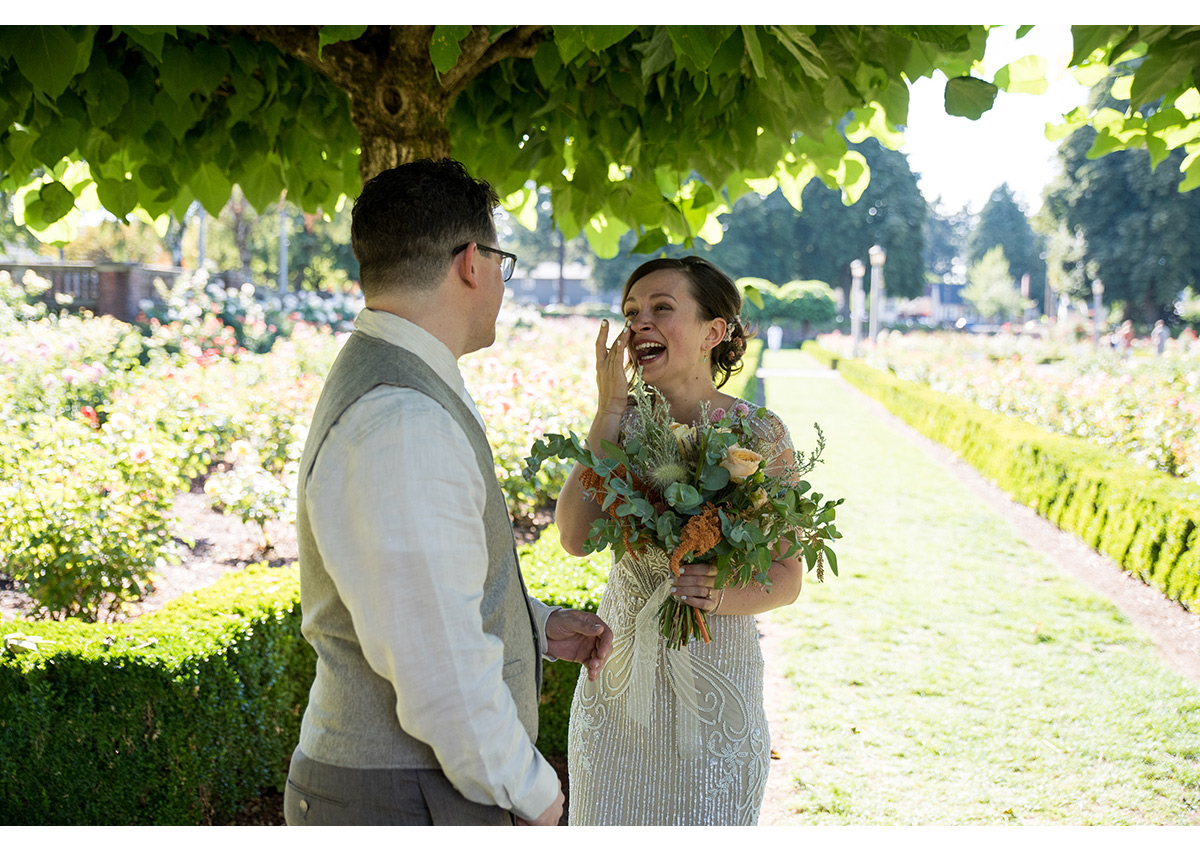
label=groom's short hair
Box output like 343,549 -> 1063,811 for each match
351,158 -> 500,299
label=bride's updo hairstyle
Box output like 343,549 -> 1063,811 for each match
622,255 -> 752,389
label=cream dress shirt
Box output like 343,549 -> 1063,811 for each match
304,308 -> 560,820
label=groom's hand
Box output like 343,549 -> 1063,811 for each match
545,608 -> 613,681
516,785 -> 565,826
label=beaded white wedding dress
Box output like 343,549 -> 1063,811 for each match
566,405 -> 793,826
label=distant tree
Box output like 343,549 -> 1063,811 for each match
694,136 -> 928,301
1043,65 -> 1200,324
962,246 -> 1031,321
740,277 -> 837,337
924,199 -> 973,283
967,184 -> 1045,309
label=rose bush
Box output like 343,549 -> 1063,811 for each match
819,330 -> 1200,483
1,274 -> 602,619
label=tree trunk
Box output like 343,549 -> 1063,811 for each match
234,25 -> 546,184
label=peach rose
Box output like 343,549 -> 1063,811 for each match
720,445 -> 762,484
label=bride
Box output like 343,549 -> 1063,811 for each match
554,256 -> 804,825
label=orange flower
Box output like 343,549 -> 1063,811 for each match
670,502 -> 722,576
581,464 -> 659,556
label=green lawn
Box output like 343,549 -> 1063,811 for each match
760,348 -> 1200,826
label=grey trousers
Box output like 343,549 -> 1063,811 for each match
284,747 -> 516,826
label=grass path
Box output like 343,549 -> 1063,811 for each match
756,348 -> 1200,826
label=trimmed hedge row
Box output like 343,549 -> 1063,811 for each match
726,338 -> 764,402
802,342 -> 1200,612
0,564 -> 313,825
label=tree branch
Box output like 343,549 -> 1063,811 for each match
439,25 -> 547,101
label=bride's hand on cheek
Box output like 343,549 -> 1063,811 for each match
595,319 -> 630,416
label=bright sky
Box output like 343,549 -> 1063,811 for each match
902,23 -> 1092,217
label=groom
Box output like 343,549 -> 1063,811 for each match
284,158 -> 612,826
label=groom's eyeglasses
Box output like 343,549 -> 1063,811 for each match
452,242 -> 518,282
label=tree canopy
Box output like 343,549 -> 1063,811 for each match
2,24 -> 1198,256
1042,57 -> 1200,324
689,136 -> 928,298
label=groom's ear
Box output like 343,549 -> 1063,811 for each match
453,242 -> 482,289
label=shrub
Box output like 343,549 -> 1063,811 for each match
0,563 -> 312,824
519,525 -> 610,757
0,413 -> 188,621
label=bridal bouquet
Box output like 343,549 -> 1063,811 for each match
523,375 -> 842,648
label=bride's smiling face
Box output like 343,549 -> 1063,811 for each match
622,270 -> 722,385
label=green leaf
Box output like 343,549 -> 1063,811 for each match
234,159 -> 283,212
1129,51 -> 1193,109
666,25 -> 734,72
532,40 -> 562,90
583,212 -> 627,259
116,26 -> 175,61
8,26 -> 79,98
993,55 -> 1048,95
1069,25 -> 1129,65
187,161 -> 233,215
1179,151 -> 1200,192
96,178 -> 139,219
552,25 -> 588,65
631,228 -> 668,255
583,26 -> 637,52
765,25 -> 828,82
665,482 -> 703,512
836,151 -> 870,205
741,25 -> 767,78
738,280 -> 766,310
944,76 -> 998,119
430,24 -> 472,75
639,27 -> 677,83
319,25 -> 368,58
36,180 -> 76,225
159,41 -> 202,104
699,464 -> 731,491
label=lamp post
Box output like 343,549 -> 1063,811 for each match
1092,279 -> 1105,349
868,244 -> 886,344
278,203 -> 289,294
849,259 -> 865,358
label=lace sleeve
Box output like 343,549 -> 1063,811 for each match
743,406 -> 798,484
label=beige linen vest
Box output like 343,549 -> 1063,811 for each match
295,330 -> 541,769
